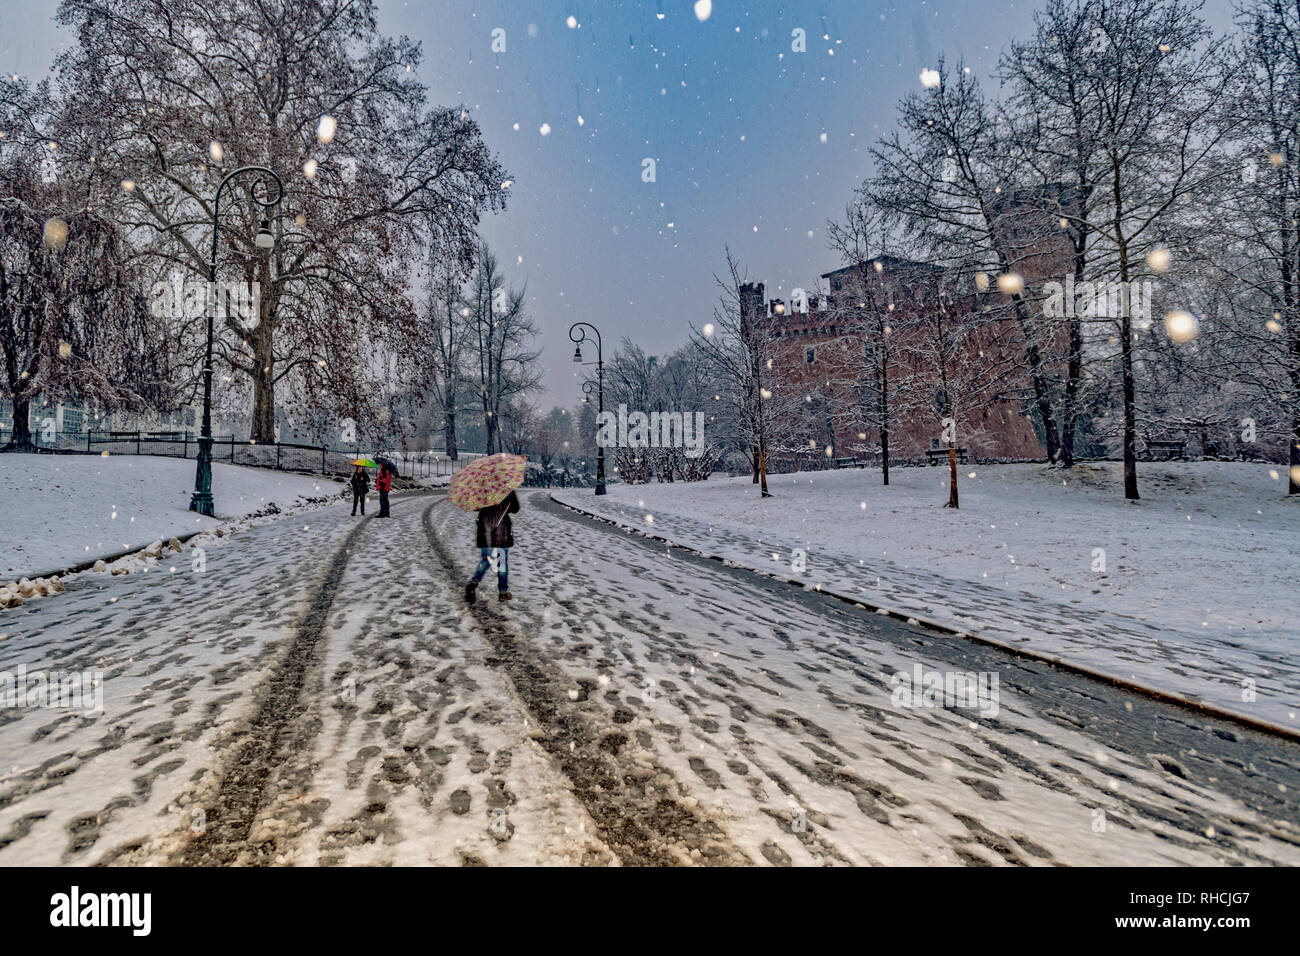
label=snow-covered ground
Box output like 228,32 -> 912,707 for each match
554,461 -> 1300,731
2,490 -> 1294,867
0,453 -> 345,577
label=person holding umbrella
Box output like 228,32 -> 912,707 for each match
348,461 -> 372,516
450,453 -> 527,603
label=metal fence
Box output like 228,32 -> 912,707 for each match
19,430 -> 487,481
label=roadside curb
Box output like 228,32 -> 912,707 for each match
549,492 -> 1300,744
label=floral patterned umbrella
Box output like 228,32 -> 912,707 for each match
448,453 -> 527,511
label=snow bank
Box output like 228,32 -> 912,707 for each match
0,453 -> 345,577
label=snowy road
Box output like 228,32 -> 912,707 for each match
1,489 -> 1297,865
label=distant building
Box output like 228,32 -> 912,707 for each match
742,269 -> 1051,465
740,185 -> 1080,467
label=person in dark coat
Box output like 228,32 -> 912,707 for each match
466,491 -> 519,602
349,466 -> 370,516
375,463 -> 392,517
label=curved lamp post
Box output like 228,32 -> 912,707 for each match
569,321 -> 606,495
190,166 -> 284,516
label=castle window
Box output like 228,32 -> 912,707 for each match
833,278 -> 843,291
806,347 -> 816,364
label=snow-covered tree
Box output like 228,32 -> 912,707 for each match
1018,0 -> 1230,498
0,76 -> 171,449
55,0 -> 510,443
1210,0 -> 1300,492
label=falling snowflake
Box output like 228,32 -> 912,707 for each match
42,218 -> 69,251
1164,310 -> 1198,343
1146,247 -> 1171,273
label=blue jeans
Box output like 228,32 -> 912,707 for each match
471,548 -> 508,591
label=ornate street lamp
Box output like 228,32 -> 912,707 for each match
190,166 -> 284,516
569,321 -> 606,495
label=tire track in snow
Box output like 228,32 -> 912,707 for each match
175,516 -> 374,865
421,500 -> 751,866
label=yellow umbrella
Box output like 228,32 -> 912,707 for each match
448,453 -> 527,511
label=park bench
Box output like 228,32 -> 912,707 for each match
926,447 -> 968,466
1144,439 -> 1185,461
833,457 -> 866,469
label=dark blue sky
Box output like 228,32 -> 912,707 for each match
2,0 -> 1239,402
385,0 -> 1049,401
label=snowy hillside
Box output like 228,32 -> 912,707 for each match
0,453 -> 345,577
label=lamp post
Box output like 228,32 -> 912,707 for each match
569,321 -> 606,495
190,166 -> 284,516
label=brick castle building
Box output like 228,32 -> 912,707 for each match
736,185 -> 1079,468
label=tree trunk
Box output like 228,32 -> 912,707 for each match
1120,311 -> 1139,500
880,362 -> 890,485
947,445 -> 959,509
6,394 -> 34,449
484,403 -> 498,455
1013,296 -> 1060,463
1114,176 -> 1139,501
250,321 -> 275,443
1291,340 -> 1299,494
1291,394 -> 1299,496
756,392 -> 771,496
445,405 -> 458,460
1032,367 -> 1060,463
752,446 -> 759,483
880,426 -> 890,486
1060,313 -> 1083,467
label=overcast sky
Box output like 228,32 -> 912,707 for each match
1,0 -> 1239,406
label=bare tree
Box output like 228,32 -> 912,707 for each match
826,203 -> 913,484
423,252 -> 472,459
865,59 -> 1066,463
690,249 -> 798,495
1000,0 -> 1115,466
499,398 -> 538,458
1212,0 -> 1300,492
0,76 -> 170,449
897,268 -> 1019,508
56,0 -> 510,442
466,243 -> 540,454
1032,0 -> 1231,498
